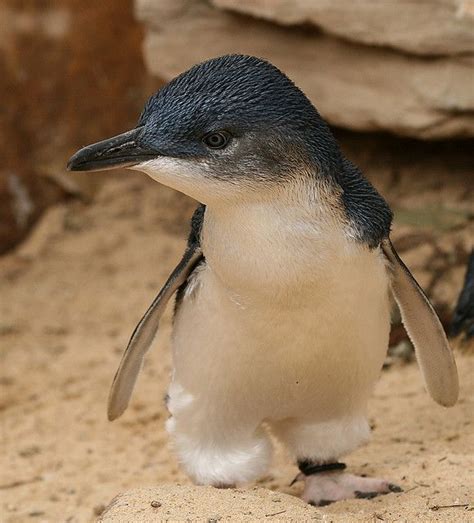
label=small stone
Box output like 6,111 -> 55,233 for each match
150,500 -> 162,508
18,445 -> 41,457
94,504 -> 106,516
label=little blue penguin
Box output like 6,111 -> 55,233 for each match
68,55 -> 459,505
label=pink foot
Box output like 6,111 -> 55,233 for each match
299,472 -> 402,506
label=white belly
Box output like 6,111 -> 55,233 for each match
171,243 -> 391,424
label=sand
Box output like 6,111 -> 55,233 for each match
1,173 -> 473,522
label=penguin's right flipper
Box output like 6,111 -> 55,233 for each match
382,238 -> 459,407
107,205 -> 205,421
450,249 -> 474,339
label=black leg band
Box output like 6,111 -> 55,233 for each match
298,460 -> 347,475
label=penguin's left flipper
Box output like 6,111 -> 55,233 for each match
382,238 -> 459,407
107,205 -> 206,421
107,244 -> 203,421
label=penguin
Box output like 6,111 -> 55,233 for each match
68,55 -> 459,505
450,249 -> 474,339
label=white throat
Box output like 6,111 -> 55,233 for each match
200,180 -> 358,301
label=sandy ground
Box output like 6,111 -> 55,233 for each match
1,174 -> 473,522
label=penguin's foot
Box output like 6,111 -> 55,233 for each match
297,471 -> 402,506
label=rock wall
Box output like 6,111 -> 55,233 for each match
213,0 -> 474,55
135,0 -> 474,139
0,0 -> 156,254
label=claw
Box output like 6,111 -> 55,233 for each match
388,483 -> 403,492
355,490 -> 378,499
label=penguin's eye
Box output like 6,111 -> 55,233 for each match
202,131 -> 230,149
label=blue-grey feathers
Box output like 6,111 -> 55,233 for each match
382,239 -> 458,407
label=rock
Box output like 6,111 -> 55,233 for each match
135,0 -> 474,139
212,0 -> 474,56
15,205 -> 67,261
0,170 -> 66,255
0,1 -> 155,253
97,485 -> 315,521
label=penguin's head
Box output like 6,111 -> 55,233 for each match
68,55 -> 340,204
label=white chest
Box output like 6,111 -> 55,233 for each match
172,197 -> 391,420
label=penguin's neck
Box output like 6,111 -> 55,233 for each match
201,180 -> 360,300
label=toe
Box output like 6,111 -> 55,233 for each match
388,483 -> 403,493
355,490 -> 378,499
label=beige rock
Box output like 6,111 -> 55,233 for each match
135,0 -> 474,139
15,205 -> 67,261
97,485 -> 315,522
212,0 -> 474,56
0,170 -> 67,255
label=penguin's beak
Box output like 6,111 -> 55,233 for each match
67,127 -> 158,172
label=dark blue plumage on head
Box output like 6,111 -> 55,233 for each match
137,55 -> 339,173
